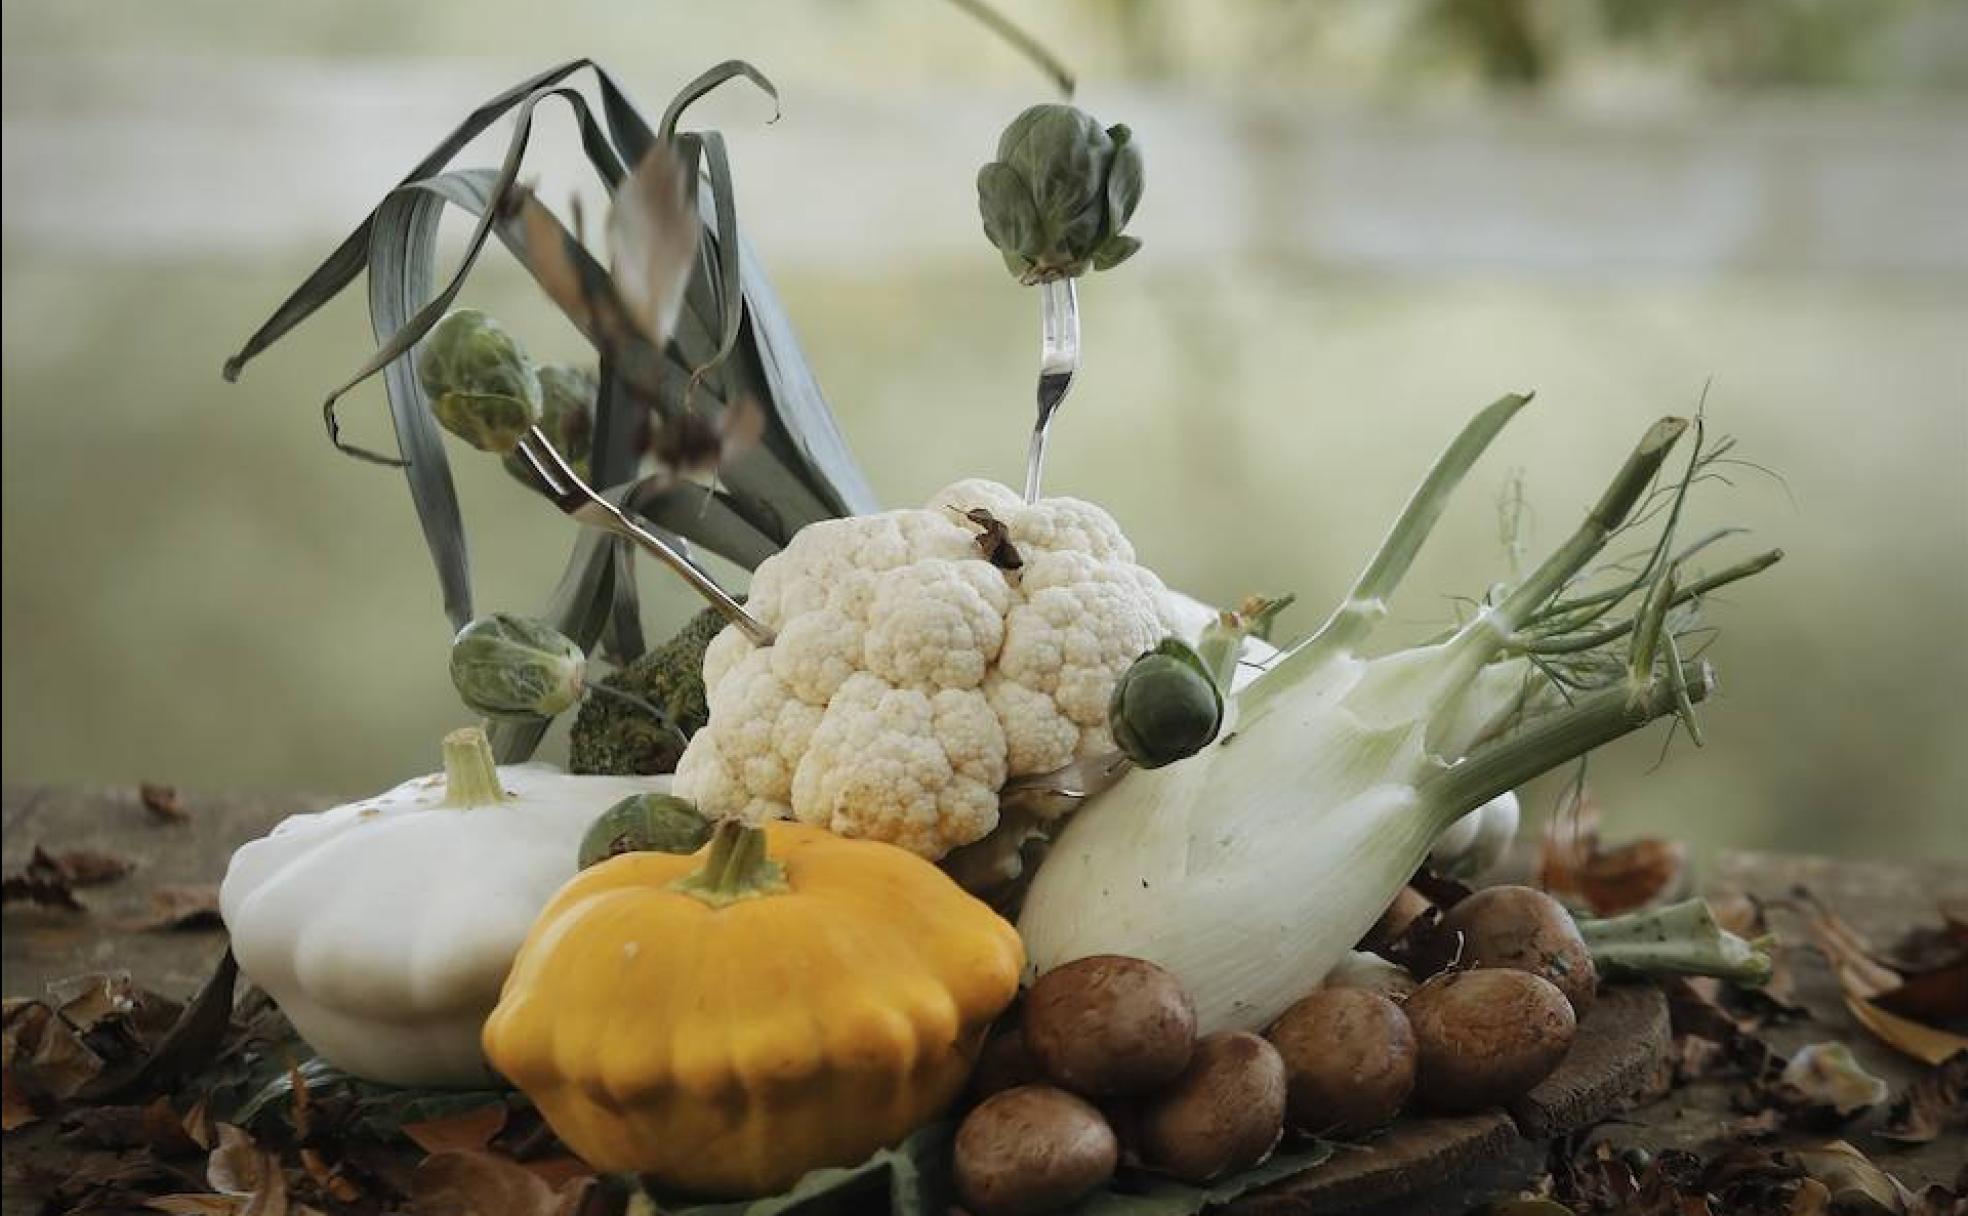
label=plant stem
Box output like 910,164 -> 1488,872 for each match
671,819 -> 788,908
1245,393 -> 1530,715
1579,898 -> 1774,986
1419,659 -> 1712,821
945,0 -> 1077,96
1436,417 -> 1688,682
441,726 -> 509,807
1512,549 -> 1782,655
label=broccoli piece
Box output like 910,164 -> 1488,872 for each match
568,607 -> 725,775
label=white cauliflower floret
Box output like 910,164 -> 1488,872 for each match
790,676 -> 1005,858
674,479 -> 1191,858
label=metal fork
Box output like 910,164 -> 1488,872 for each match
512,427 -> 775,646
1024,277 -> 1080,503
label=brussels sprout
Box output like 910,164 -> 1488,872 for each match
449,613 -> 585,721
1110,639 -> 1224,770
417,309 -> 541,454
978,104 -> 1144,284
578,793 -> 712,868
503,364 -> 596,486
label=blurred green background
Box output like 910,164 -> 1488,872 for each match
3,1 -> 1964,861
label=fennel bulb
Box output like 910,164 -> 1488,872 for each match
1019,396 -> 1780,1034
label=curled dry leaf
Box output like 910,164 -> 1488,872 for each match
128,885 -> 225,933
409,1150 -> 587,1216
141,783 -> 189,823
1577,838 -> 1688,917
1798,891 -> 1968,1067
1877,1050 -> 1967,1145
962,507 -> 1025,572
3,997 -> 108,1118
1786,1141 -> 1913,1216
401,1102 -> 509,1156
608,140 -> 698,352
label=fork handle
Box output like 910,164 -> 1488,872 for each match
578,501 -> 775,647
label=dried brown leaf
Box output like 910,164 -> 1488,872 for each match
1,866 -> 85,910
1877,1050 -> 1968,1145
609,141 -> 697,351
1873,960 -> 1968,1025
149,1197 -> 249,1215
141,783 -> 189,823
409,1150 -> 580,1216
1846,994 -> 1968,1069
207,1123 -> 268,1195
128,884 -> 224,932
1787,1141 -> 1912,1215
402,1102 -> 508,1156
1577,838 -> 1688,916
2,1067 -> 37,1130
49,847 -> 138,886
3,998 -> 107,1104
961,508 -> 1024,572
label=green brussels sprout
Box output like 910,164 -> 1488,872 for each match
1109,638 -> 1224,770
417,309 -> 541,454
449,612 -> 586,721
569,607 -> 725,775
978,103 -> 1144,284
502,364 -> 596,486
578,792 -> 712,869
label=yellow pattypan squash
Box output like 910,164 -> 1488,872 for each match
482,818 -> 1023,1198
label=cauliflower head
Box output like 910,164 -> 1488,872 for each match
673,480 -> 1185,858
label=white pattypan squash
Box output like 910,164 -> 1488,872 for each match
219,727 -> 666,1087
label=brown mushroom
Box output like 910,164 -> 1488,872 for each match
1441,884 -> 1598,1015
1024,955 -> 1197,1097
1137,1031 -> 1287,1184
1405,968 -> 1576,1112
954,1084 -> 1118,1216
1266,988 -> 1417,1135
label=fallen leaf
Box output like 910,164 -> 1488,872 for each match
142,783 -> 189,823
2,1066 -> 37,1130
1786,1141 -> 1912,1215
1877,1051 -> 1968,1145
207,1123 -> 269,1194
1787,1178 -> 1833,1216
150,1197 -> 249,1215
1873,960 -> 1968,1025
402,1102 -> 508,1156
1846,994 -> 1968,1069
3,997 -> 107,1104
409,1150 -> 582,1216
299,1147 -> 362,1203
1,866 -> 85,910
128,885 -> 224,932
608,140 -> 697,352
1798,891 -> 1968,1066
84,951 -> 238,1100
1578,838 -> 1688,916
962,507 -> 1024,572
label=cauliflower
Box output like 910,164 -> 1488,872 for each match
673,480 -> 1188,858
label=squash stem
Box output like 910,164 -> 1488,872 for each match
441,726 -> 509,807
673,820 -> 788,908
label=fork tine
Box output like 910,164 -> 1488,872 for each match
510,427 -> 776,646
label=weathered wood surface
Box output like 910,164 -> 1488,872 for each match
2,784 -> 324,996
5,788 -> 1964,1209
